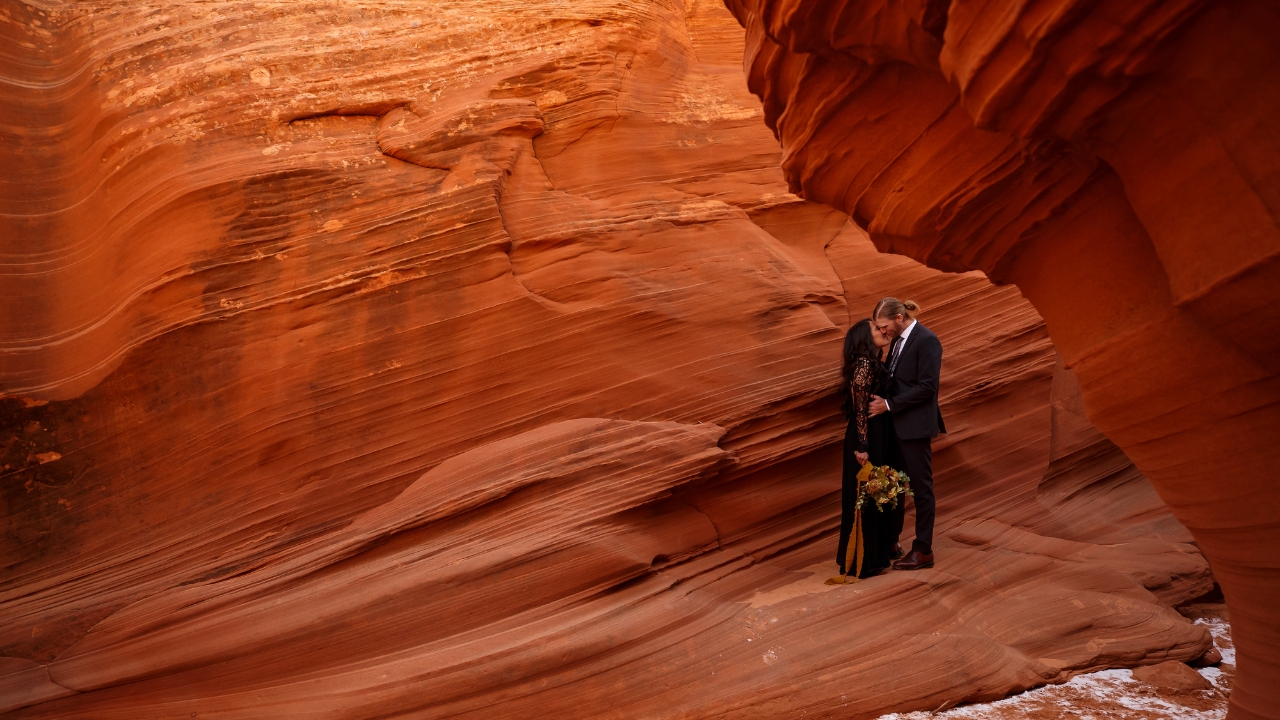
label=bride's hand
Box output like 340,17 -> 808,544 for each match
855,451 -> 869,465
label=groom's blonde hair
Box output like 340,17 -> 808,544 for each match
873,297 -> 920,321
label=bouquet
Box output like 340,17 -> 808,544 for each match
855,462 -> 912,512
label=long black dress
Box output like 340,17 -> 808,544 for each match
835,356 -> 906,577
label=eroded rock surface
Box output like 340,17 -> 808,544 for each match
724,0 -> 1280,718
2,1 -> 1217,717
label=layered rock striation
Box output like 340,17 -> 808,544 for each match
724,0 -> 1280,717
2,1 -> 1220,717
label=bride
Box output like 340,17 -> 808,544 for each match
833,318 -> 905,579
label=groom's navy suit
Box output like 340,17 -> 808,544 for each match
886,321 -> 945,555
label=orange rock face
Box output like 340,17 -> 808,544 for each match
0,1 -> 1223,717
724,0 -> 1280,718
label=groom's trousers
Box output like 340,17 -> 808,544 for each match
893,437 -> 935,555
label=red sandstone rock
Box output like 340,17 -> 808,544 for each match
0,1 -> 1216,718
1193,646 -> 1224,668
1132,660 -> 1213,692
725,0 -> 1280,717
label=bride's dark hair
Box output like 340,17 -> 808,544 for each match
840,319 -> 887,420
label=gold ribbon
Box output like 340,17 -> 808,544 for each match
827,462 -> 873,585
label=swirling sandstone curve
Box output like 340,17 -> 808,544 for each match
2,0 -> 1219,717
724,0 -> 1280,717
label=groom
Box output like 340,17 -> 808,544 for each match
868,297 -> 945,570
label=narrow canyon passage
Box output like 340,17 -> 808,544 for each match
0,1 -> 1248,718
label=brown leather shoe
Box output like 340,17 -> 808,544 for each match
889,542 -> 905,561
892,550 -> 934,570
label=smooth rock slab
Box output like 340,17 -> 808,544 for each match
1133,661 -> 1214,693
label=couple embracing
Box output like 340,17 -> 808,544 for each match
833,297 -> 945,581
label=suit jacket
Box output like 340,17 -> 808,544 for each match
887,322 -> 946,440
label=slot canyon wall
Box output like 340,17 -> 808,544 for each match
721,0 -> 1280,718
0,0 -> 1222,718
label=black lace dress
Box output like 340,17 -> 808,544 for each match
836,356 -> 905,577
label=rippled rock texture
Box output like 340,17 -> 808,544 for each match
723,0 -> 1280,718
2,1 -> 1217,717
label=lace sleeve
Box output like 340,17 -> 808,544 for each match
850,357 -> 872,452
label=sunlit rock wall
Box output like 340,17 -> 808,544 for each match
2,1 -> 1214,717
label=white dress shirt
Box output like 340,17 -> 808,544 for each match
885,319 -> 917,411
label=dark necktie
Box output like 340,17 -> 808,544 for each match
888,337 -> 903,375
